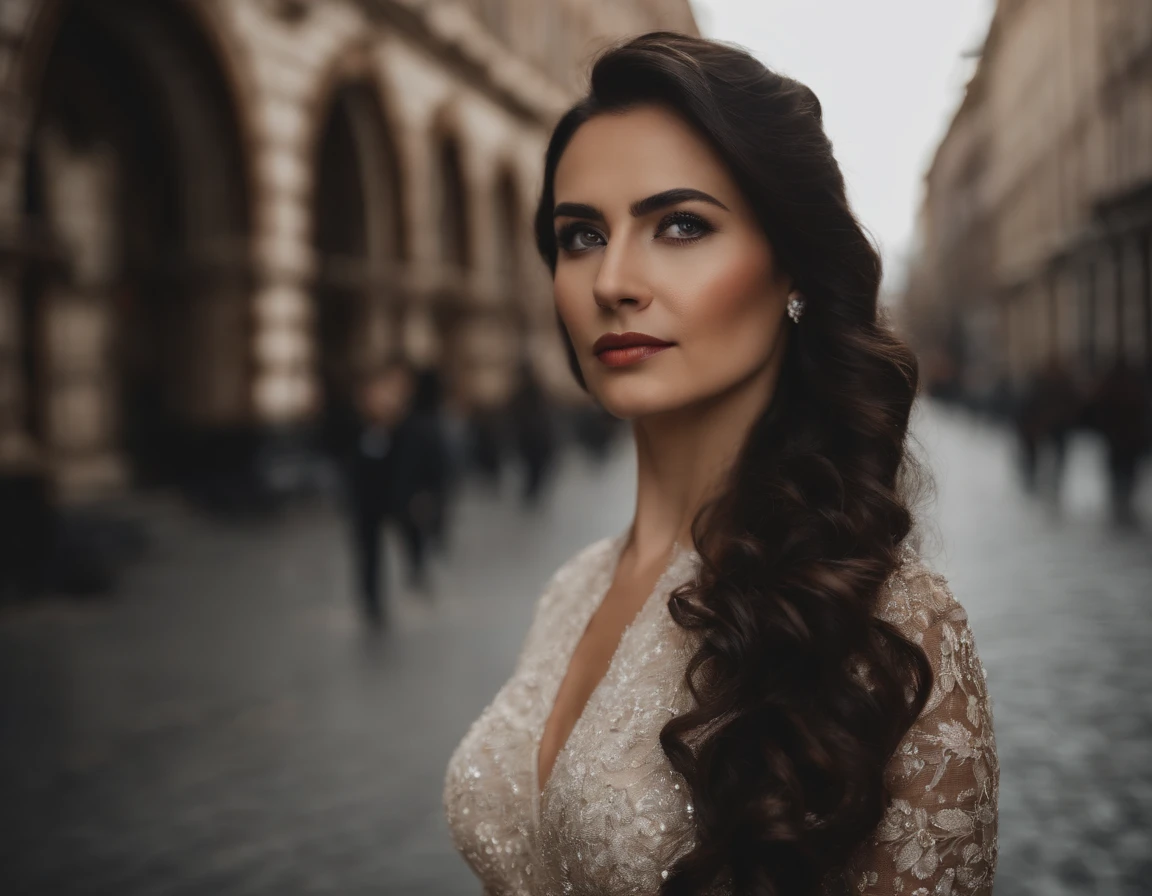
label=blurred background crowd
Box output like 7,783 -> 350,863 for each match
902,0 -> 1152,527
0,1 -> 1149,895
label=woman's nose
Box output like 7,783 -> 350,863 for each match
591,240 -> 653,312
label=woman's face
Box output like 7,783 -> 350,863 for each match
551,104 -> 792,420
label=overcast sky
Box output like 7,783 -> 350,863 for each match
689,0 -> 997,292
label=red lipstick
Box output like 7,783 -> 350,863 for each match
592,332 -> 675,368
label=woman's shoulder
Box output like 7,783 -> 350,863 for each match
876,541 -> 996,726
528,534 -> 624,620
875,541 -> 967,642
508,535 -> 625,669
853,546 -> 1000,894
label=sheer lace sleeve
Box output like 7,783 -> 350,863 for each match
846,565 -> 999,895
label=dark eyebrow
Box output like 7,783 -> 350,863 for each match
552,188 -> 730,223
629,188 -> 729,217
553,202 -> 604,222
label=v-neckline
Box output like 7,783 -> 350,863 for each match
531,533 -> 692,817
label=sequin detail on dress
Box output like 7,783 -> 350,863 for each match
444,536 -> 999,895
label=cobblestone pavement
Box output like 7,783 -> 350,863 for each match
0,403 -> 1149,896
915,406 -> 1152,896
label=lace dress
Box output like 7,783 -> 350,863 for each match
443,534 -> 999,895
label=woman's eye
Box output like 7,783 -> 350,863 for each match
558,226 -> 605,252
657,212 -> 712,242
667,219 -> 702,238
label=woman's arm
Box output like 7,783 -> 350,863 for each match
845,597 -> 999,895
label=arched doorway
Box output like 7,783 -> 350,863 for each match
493,168 -> 523,313
313,80 -> 406,455
438,136 -> 471,279
487,166 -> 529,403
431,133 -> 474,403
21,0 -> 250,491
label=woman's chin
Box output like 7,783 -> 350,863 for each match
592,385 -> 698,422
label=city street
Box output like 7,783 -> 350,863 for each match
1,404 -> 1150,896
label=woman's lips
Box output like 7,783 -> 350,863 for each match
593,332 -> 675,368
596,344 -> 673,367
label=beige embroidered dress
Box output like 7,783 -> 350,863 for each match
444,534 -> 999,895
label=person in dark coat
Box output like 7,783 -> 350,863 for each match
404,367 -> 453,561
509,360 -> 557,508
341,359 -> 439,627
1013,359 -> 1081,497
1085,361 -> 1151,527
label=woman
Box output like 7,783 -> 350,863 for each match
444,32 -> 998,896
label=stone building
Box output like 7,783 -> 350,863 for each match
901,0 -> 1152,404
0,0 -> 697,499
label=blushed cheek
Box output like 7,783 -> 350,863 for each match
683,244 -> 779,347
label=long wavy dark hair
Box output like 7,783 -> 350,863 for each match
534,32 -> 934,896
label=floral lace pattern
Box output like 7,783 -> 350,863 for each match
444,536 -> 998,896
846,559 -> 1000,895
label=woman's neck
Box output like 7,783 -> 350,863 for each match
624,360 -> 780,567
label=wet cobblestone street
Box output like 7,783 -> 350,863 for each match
1,404 -> 1150,895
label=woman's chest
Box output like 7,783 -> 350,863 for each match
537,576 -> 662,790
534,619 -> 699,894
444,582 -> 699,894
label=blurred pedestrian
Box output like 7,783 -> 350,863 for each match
508,359 -> 557,507
341,359 -> 437,627
439,388 -> 472,529
1013,358 -> 1081,497
1085,360 -> 1151,527
0,443 -> 53,600
407,367 -> 454,558
468,408 -> 506,488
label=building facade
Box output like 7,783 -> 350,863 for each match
902,0 -> 1152,404
0,0 -> 697,499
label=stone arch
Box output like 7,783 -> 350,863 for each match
492,165 -> 524,305
19,0 -> 252,493
429,98 -> 484,282
493,157 -> 549,336
302,39 -> 409,217
494,142 -> 553,305
436,130 -> 473,280
423,112 -> 479,404
311,76 -> 407,451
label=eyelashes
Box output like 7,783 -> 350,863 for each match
555,210 -> 716,253
656,210 -> 714,243
556,222 -> 606,252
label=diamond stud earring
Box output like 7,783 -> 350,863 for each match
787,291 -> 805,323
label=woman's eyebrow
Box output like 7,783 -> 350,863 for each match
630,188 -> 729,217
553,202 -> 603,221
553,189 -> 730,223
